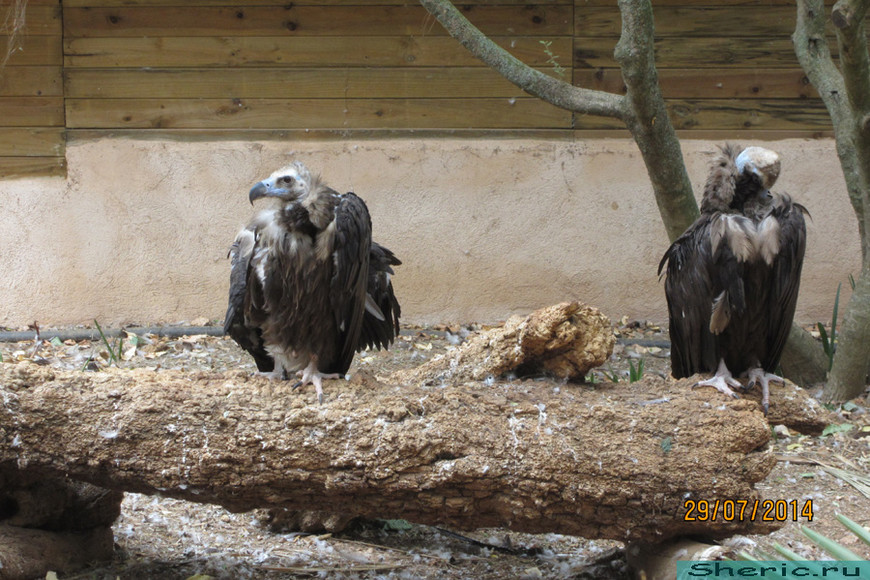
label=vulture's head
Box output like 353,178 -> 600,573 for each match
249,161 -> 312,204
702,145 -> 782,213
734,147 -> 780,202
736,146 -> 781,192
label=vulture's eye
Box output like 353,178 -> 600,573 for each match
279,176 -> 294,186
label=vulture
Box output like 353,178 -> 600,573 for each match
658,144 -> 808,413
224,161 -> 401,403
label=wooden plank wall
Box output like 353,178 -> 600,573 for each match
1,0 -> 839,177
62,0 -> 574,132
574,0 -> 829,135
0,0 -> 64,177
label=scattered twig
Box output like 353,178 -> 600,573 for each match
28,321 -> 41,359
434,527 -> 543,557
330,536 -> 453,563
258,563 -> 405,573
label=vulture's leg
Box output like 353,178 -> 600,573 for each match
746,367 -> 782,415
293,356 -> 339,404
257,360 -> 286,380
693,359 -> 742,399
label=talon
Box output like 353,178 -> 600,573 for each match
746,367 -> 781,416
693,359 -> 743,399
293,357 -> 338,403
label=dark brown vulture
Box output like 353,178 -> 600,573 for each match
658,144 -> 808,413
224,161 -> 401,403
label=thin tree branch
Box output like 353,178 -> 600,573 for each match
418,0 -> 626,119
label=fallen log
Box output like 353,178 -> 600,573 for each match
0,362 -> 786,543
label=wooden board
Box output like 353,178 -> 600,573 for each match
573,6 -> 798,37
0,156 -> 65,178
65,97 -> 573,129
575,37 -> 802,69
568,99 -> 831,131
0,35 -> 62,65
66,67 -> 817,101
0,127 -> 64,156
64,67 -> 565,99
61,0 -> 570,5
665,99 -> 832,131
0,97 -> 64,126
63,36 -> 572,68
63,5 -> 573,38
0,0 -> 60,5
0,5 -> 61,35
0,66 -> 62,96
575,68 -> 817,99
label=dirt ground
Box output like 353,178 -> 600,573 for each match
1,318 -> 869,579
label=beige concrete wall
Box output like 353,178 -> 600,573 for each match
0,137 -> 860,328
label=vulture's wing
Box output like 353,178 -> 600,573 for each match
359,242 -> 402,351
659,218 -> 720,378
224,228 -> 274,372
761,200 -> 808,371
327,192 -> 373,375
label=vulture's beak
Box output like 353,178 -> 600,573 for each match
249,181 -> 283,204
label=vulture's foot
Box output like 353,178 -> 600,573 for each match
292,358 -> 339,404
257,369 -> 287,380
746,368 -> 782,415
693,359 -> 741,399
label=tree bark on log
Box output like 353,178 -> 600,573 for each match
0,362 -> 807,543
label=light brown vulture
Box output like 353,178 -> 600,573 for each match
224,161 -> 401,403
658,144 -> 808,413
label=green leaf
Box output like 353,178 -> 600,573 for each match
382,519 -> 413,531
94,319 -> 118,365
660,436 -> 673,453
835,513 -> 870,547
821,423 -> 854,436
829,282 -> 841,368
800,525 -> 864,560
772,542 -> 806,561
629,358 -> 645,383
50,336 -> 63,347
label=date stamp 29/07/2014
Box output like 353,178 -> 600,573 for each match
683,499 -> 814,523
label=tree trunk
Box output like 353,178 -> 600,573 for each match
614,0 -> 698,240
0,363 -> 799,543
826,268 -> 870,400
794,0 -> 870,400
778,323 -> 829,387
